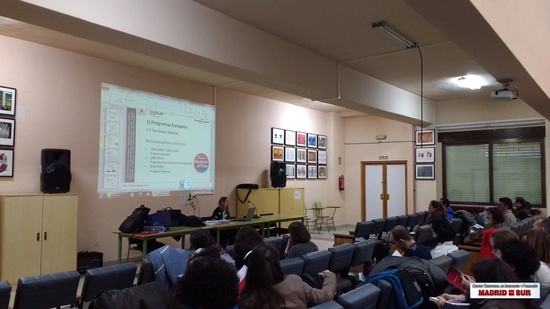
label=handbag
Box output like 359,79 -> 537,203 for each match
158,207 -> 182,226
145,210 -> 173,228
119,205 -> 150,233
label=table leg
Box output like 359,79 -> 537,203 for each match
216,229 -> 220,244
118,235 -> 123,263
143,240 -> 148,258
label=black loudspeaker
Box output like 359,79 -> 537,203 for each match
40,148 -> 72,193
270,161 -> 287,188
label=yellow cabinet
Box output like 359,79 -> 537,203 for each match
0,194 -> 78,284
236,187 -> 304,227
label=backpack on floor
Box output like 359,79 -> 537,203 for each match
366,268 -> 423,309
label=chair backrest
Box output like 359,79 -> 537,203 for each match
300,250 -> 332,276
13,270 -> 80,309
350,240 -> 376,268
280,257 -> 305,276
353,221 -> 373,242
81,262 -> 137,304
447,250 -> 470,272
328,244 -> 356,274
264,236 -> 286,260
416,211 -> 428,225
431,254 -> 453,275
395,215 -> 408,228
0,281 -> 11,309
371,219 -> 386,239
450,218 -> 464,234
308,300 -> 344,309
383,217 -> 398,233
509,222 -> 521,236
315,201 -> 324,208
138,258 -> 155,286
336,283 -> 381,309
406,213 -> 418,230
414,224 -> 433,244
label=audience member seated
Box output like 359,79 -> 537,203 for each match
190,229 -> 235,266
463,207 -> 505,245
146,245 -> 191,292
239,243 -> 336,309
533,217 -> 550,232
284,222 -> 319,259
430,219 -> 458,259
524,229 -> 550,297
492,238 -> 540,283
426,200 -> 447,224
174,256 -> 239,309
440,198 -> 454,220
496,197 -> 517,225
436,258 -> 529,309
487,229 -> 519,259
513,196 -> 532,221
232,226 -> 264,294
389,225 -> 432,260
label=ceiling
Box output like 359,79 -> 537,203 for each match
0,0 -> 538,116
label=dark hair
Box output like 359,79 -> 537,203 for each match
428,200 -> 447,219
218,196 -> 228,207
490,229 -> 519,248
471,258 -> 519,283
499,197 -> 513,209
233,226 -> 264,269
486,207 -> 505,224
391,225 -> 411,242
174,257 -> 238,309
189,246 -> 220,264
492,239 -> 540,281
431,219 -> 455,243
525,229 -> 550,264
515,196 -> 526,206
190,230 -> 214,250
288,221 -> 311,248
239,243 -> 285,309
440,198 -> 450,206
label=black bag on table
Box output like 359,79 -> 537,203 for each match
118,205 -> 150,233
159,207 -> 182,226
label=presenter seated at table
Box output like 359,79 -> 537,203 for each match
212,196 -> 230,220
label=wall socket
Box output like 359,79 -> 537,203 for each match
93,241 -> 99,246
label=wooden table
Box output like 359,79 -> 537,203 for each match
114,214 -> 304,262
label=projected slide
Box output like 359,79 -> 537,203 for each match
98,83 -> 215,198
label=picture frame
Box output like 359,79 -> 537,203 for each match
271,145 -> 284,161
271,127 -> 285,144
296,132 -> 307,147
296,164 -> 307,179
0,118 -> 15,147
307,149 -> 317,164
284,147 -> 296,162
307,133 -> 318,148
285,130 -> 296,146
0,148 -> 14,177
415,129 -> 435,146
416,164 -> 435,180
296,148 -> 307,163
317,150 -> 327,164
307,165 -> 318,179
0,86 -> 16,116
415,147 -> 435,163
318,165 -> 327,179
286,164 -> 296,179
318,135 -> 327,149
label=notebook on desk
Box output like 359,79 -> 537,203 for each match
234,207 -> 256,221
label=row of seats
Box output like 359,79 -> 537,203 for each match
502,215 -> 538,238
0,262 -> 137,309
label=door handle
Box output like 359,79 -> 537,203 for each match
387,194 -> 390,200
36,233 -> 40,241
44,232 -> 47,240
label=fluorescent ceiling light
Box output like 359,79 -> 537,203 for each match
452,75 -> 488,90
372,21 -> 416,49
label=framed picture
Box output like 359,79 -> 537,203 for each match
307,149 -> 317,164
285,147 -> 296,162
0,149 -> 14,177
296,164 -> 307,179
272,145 -> 284,161
296,148 -> 307,163
285,130 -> 296,146
416,164 -> 435,180
415,147 -> 435,163
286,164 -> 296,179
0,86 -> 16,116
0,118 -> 15,147
271,127 -> 285,144
317,150 -> 327,164
318,165 -> 327,179
307,165 -> 318,179
415,129 -> 435,146
307,133 -> 318,148
318,135 -> 327,149
296,132 -> 307,147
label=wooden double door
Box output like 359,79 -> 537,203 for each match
361,161 -> 407,220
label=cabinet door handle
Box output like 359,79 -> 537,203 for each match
36,233 -> 40,241
44,232 -> 47,240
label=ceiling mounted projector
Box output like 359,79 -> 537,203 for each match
491,90 -> 514,101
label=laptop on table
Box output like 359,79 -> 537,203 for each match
234,207 -> 257,221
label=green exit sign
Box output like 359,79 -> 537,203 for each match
379,156 -> 388,160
